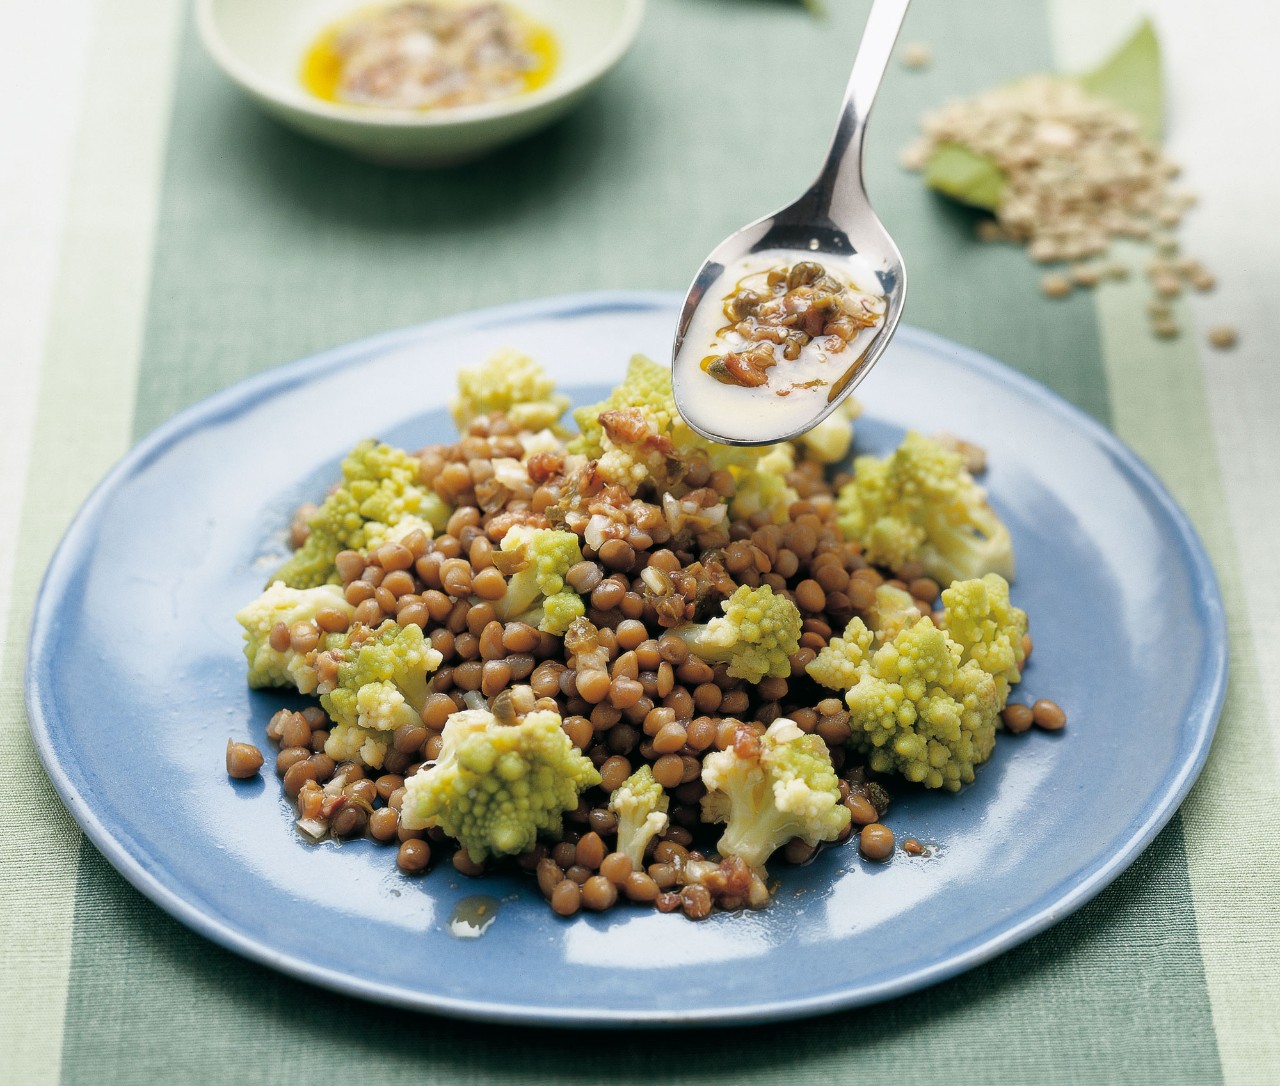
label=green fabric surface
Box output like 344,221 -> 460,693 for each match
9,0 -> 1273,1081
62,833 -> 1220,1086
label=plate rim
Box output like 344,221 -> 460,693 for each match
25,290 -> 1229,1026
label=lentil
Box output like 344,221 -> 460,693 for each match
397,839 -> 430,873
226,740 -> 264,779
582,875 -> 618,911
1032,699 -> 1067,730
551,880 -> 582,916
1208,325 -> 1238,350
331,805 -> 368,839
1002,703 -> 1035,734
600,852 -> 633,885
1041,273 -> 1072,299
859,823 -> 896,862
282,758 -> 318,798
369,807 -> 400,842
900,41 -> 932,69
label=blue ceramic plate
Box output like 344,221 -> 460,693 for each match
27,293 -> 1226,1027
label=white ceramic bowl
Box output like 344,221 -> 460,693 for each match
197,0 -> 645,167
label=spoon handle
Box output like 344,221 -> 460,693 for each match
806,0 -> 911,226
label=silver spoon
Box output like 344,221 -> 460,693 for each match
672,0 -> 911,446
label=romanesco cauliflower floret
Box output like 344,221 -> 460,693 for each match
805,616 -> 874,692
400,707 -> 601,862
317,621 -> 443,768
866,583 -> 924,643
608,765 -> 670,869
835,431 -> 1014,585
730,444 -> 799,525
489,525 -> 585,635
844,616 -> 1000,792
273,440 -> 449,588
700,718 -> 850,870
568,354 -> 748,494
795,396 -> 861,464
673,584 -> 802,683
363,512 -> 446,552
939,573 -> 1027,706
450,348 -> 571,434
236,581 -> 353,691
518,428 -> 564,461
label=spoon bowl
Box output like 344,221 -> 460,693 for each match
672,0 -> 911,446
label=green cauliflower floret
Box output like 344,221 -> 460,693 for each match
236,581 -> 353,691
673,584 -> 802,683
318,621 -> 443,768
803,589 -> 926,691
608,765 -> 670,869
490,525 -> 586,635
835,431 -> 1014,585
843,615 -> 1000,791
399,707 -> 601,863
795,396 -> 861,465
363,513 -> 444,552
866,583 -> 925,643
450,348 -> 571,434
700,717 -> 851,870
730,444 -> 800,525
273,440 -> 450,588
939,573 -> 1027,706
568,354 -> 748,493
806,585 -> 926,691
805,615 -> 874,692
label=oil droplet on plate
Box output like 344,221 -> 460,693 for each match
448,895 -> 501,939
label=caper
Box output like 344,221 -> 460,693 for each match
492,688 -> 518,725
787,261 -> 824,289
866,781 -> 892,816
707,359 -> 735,385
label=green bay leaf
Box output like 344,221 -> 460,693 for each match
923,142 -> 1006,211
1078,17 -> 1163,141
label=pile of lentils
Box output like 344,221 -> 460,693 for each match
899,74 -> 1237,349
227,409 -> 1058,921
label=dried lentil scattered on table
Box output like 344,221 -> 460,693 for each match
902,74 -> 1225,341
1040,273 -> 1072,299
1208,325 -> 1238,350
900,42 -> 932,70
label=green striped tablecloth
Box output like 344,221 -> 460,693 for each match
3,1 -> 1276,1081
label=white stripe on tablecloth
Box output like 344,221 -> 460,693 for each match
0,3 -> 183,1083
1051,4 -> 1280,1084
0,0 -> 92,677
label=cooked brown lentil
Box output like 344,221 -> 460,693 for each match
397,839 -> 431,873
226,740 -> 264,779
1032,699 -> 1067,731
550,879 -> 581,916
859,823 -> 896,862
1002,703 -> 1035,735
369,807 -> 400,842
